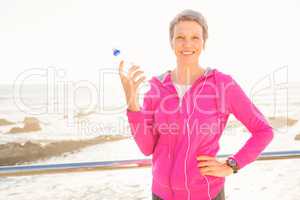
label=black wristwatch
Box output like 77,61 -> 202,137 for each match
226,157 -> 239,174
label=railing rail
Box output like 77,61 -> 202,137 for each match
0,150 -> 299,177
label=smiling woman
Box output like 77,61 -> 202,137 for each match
170,9 -> 208,85
120,9 -> 274,200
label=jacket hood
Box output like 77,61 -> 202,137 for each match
149,67 -> 217,92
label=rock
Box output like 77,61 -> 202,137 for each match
23,117 -> 40,124
8,127 -> 25,133
268,116 -> 298,129
8,117 -> 41,133
0,135 -> 129,166
0,118 -> 15,126
23,122 -> 41,132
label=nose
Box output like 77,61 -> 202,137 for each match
182,39 -> 194,48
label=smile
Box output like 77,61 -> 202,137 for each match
181,51 -> 195,55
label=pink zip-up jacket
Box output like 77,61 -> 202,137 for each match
126,67 -> 274,200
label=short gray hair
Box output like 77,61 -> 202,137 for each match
169,9 -> 208,48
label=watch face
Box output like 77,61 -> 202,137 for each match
227,158 -> 238,173
228,158 -> 237,166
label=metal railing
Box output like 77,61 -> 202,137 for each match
0,150 -> 299,177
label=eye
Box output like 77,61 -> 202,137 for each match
192,36 -> 200,40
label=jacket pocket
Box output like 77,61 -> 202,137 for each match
152,143 -> 170,187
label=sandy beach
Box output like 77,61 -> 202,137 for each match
0,139 -> 299,200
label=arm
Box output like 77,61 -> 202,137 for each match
126,83 -> 159,156
226,77 -> 274,169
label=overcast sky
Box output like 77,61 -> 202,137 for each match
0,0 -> 299,91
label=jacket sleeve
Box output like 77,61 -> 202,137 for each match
225,76 -> 274,169
126,82 -> 159,156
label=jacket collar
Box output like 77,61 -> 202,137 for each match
154,67 -> 216,92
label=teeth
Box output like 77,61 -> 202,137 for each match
182,51 -> 194,55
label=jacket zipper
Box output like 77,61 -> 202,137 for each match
168,71 -> 210,200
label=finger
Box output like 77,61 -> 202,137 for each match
131,70 -> 144,82
119,60 -> 125,76
128,65 -> 140,78
197,160 -> 218,168
197,155 -> 215,161
201,171 -> 217,176
200,166 -> 218,174
134,76 -> 146,86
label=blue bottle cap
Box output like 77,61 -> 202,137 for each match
113,48 -> 121,57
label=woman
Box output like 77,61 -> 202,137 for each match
119,9 -> 274,200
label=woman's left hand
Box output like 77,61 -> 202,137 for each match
196,155 -> 233,177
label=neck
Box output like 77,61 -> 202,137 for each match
172,62 -> 205,85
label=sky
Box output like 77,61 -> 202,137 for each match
0,0 -> 299,92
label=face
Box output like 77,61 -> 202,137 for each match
171,20 -> 204,66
